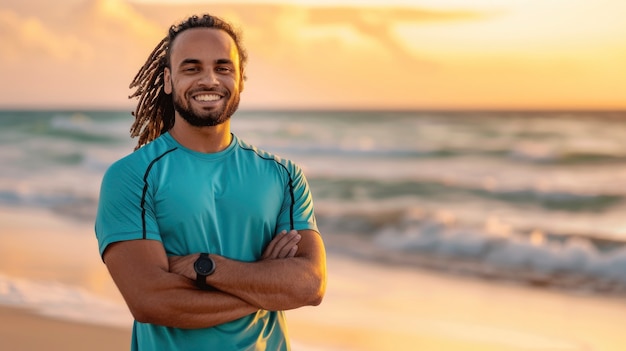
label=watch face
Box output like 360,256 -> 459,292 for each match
195,257 -> 215,275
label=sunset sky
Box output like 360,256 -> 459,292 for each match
1,0 -> 625,110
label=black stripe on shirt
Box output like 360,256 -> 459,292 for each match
141,147 -> 178,239
240,146 -> 295,231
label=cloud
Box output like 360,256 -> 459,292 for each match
0,0 -> 163,65
227,5 -> 482,61
0,0 -> 165,108
1,0 -> 621,109
1,0 -> 482,108
219,5 -> 484,107
0,9 -> 92,62
76,0 -> 162,44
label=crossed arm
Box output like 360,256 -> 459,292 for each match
102,229 -> 326,329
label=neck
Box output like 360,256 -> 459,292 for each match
169,117 -> 232,153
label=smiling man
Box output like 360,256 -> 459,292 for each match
95,14 -> 326,351
165,29 -> 241,130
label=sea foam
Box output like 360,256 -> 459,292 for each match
0,273 -> 131,328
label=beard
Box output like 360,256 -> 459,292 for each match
172,87 -> 240,127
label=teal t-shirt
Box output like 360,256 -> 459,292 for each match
95,132 -> 318,351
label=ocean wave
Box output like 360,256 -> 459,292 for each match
0,189 -> 98,222
317,208 -> 626,294
259,144 -> 465,159
232,111 -> 626,168
278,144 -> 626,166
0,273 -> 130,328
0,111 -> 127,144
46,113 -> 123,143
509,145 -> 626,165
373,222 -> 626,293
309,177 -> 624,213
263,142 -> 626,167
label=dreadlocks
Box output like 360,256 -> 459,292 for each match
128,14 -> 248,150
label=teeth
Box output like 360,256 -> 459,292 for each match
195,94 -> 221,102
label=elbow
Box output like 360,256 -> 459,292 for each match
307,261 -> 327,306
266,272 -> 325,311
127,298 -> 168,325
306,292 -> 324,307
270,283 -> 323,311
130,309 -> 152,324
303,271 -> 326,307
310,282 -> 326,306
128,304 -> 156,325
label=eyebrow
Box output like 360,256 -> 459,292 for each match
180,59 -> 201,66
215,59 -> 234,65
179,58 -> 234,66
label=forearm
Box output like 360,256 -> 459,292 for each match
133,272 -> 259,329
167,230 -> 327,312
104,240 -> 258,330
204,230 -> 326,311
208,254 -> 325,311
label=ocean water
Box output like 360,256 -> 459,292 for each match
2,109 -> 626,314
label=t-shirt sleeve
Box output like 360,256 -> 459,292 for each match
94,158 -> 162,258
276,162 -> 318,234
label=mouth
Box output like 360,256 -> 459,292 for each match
193,93 -> 223,102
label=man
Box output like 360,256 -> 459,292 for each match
95,14 -> 327,351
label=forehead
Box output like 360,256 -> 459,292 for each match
169,28 -> 239,66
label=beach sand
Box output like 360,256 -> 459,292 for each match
0,305 -> 131,351
1,207 -> 626,350
289,256 -> 626,351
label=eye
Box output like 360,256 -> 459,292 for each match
216,66 -> 233,73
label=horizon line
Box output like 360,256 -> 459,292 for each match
1,107 -> 625,114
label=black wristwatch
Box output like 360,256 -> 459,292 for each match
194,253 -> 215,290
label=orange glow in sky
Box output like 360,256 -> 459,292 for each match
1,0 -> 625,110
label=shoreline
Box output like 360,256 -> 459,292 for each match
0,305 -> 131,351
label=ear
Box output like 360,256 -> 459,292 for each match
163,67 -> 172,95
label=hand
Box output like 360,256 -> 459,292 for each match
168,230 -> 301,279
168,254 -> 197,281
261,230 -> 301,260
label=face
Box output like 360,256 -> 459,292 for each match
164,28 -> 244,127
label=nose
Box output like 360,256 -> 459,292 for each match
197,70 -> 219,87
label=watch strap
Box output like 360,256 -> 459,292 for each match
196,253 -> 211,290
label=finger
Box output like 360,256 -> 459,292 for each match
265,233 -> 290,259
264,230 -> 299,259
262,230 -> 287,259
287,245 -> 298,258
262,230 -> 287,258
276,232 -> 301,258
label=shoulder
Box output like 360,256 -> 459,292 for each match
234,136 -> 300,175
104,134 -> 179,180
